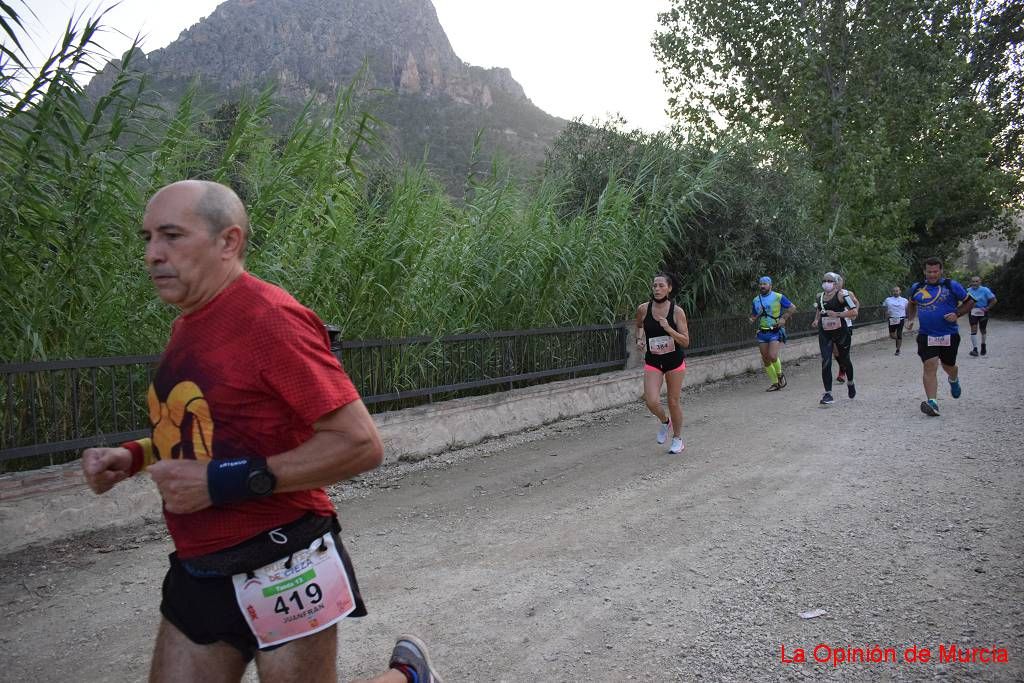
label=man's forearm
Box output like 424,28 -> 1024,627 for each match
956,300 -> 975,317
269,400 -> 383,493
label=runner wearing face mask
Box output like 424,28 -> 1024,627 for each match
811,272 -> 859,405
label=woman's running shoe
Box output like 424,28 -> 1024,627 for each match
657,420 -> 671,444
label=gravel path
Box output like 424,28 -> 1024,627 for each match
1,322 -> 1021,682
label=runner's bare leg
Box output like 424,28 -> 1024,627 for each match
149,618 -> 247,683
665,369 -> 686,437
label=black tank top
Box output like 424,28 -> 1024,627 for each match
643,300 -> 686,364
817,291 -> 852,332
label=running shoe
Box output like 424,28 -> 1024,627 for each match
981,344 -> 987,356
836,373 -> 846,384
820,392 -> 834,405
894,349 -> 900,356
777,373 -> 787,389
969,348 -> 979,357
949,378 -> 962,399
669,437 -> 684,454
847,382 -> 856,399
390,635 -> 444,683
766,383 -> 781,392
656,420 -> 671,445
920,399 -> 940,417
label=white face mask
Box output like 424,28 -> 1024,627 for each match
822,281 -> 835,292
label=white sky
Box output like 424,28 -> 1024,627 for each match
16,0 -> 673,132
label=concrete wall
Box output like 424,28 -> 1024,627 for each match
0,324 -> 890,552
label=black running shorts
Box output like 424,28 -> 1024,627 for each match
916,333 -> 960,366
160,530 -> 367,661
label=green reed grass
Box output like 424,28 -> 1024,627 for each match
0,6 -> 680,362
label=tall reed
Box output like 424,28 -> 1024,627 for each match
0,6 -> 676,361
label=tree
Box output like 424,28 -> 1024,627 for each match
654,0 -> 1023,266
986,239 -> 1024,315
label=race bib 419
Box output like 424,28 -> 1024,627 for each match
232,533 -> 356,648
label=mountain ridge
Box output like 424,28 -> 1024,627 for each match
89,0 -> 566,187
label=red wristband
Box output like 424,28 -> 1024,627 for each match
121,441 -> 145,476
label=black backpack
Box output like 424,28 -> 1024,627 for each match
910,278 -> 953,296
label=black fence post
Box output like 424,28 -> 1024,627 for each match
325,324 -> 342,361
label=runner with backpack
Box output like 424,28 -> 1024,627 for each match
905,257 -> 975,417
748,276 -> 796,392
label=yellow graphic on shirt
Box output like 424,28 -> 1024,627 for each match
915,286 -> 936,302
147,381 -> 214,462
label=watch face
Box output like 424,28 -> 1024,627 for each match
248,470 -> 275,496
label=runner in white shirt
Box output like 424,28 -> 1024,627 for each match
882,286 -> 909,355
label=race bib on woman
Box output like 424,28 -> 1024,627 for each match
647,335 -> 676,355
821,317 -> 842,331
232,532 -> 356,648
927,335 -> 951,347
970,308 -> 985,317
889,317 -> 902,325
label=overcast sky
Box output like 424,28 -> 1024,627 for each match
18,0 -> 674,132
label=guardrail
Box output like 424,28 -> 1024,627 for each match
1,307 -> 886,472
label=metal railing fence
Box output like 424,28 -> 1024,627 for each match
1,308 -> 885,472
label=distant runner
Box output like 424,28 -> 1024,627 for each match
748,276 -> 796,392
635,273 -> 690,454
905,257 -> 974,417
812,272 -> 859,405
966,275 -> 997,357
882,286 -> 909,355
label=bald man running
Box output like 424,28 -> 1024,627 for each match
81,181 -> 443,682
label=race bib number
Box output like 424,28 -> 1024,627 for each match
821,317 -> 842,331
647,335 -> 676,355
970,308 -> 985,317
889,317 -> 902,326
927,335 -> 951,347
232,533 -> 356,648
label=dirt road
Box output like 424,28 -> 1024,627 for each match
2,323 -> 1022,682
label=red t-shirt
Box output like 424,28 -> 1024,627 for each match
129,273 -> 360,558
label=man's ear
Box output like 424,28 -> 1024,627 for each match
219,225 -> 246,259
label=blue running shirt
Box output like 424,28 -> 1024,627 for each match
967,285 -> 996,310
911,279 -> 968,336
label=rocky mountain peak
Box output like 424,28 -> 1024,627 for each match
87,0 -> 566,190
129,0 -> 528,109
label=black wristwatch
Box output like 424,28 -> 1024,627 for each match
246,463 -> 277,497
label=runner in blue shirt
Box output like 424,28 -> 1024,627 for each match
905,257 -> 975,416
966,275 -> 998,357
748,276 -> 796,391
